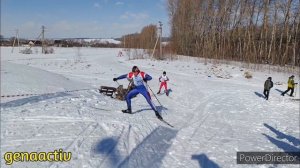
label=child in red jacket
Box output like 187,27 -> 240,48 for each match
157,71 -> 169,96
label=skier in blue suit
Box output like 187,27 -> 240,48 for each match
113,66 -> 163,119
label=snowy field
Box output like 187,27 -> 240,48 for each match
1,46 -> 299,168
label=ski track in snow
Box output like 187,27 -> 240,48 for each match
1,47 -> 299,168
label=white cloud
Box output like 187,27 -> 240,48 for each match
51,21 -> 72,31
19,21 -> 42,38
112,23 -> 141,30
21,21 -> 38,29
115,1 -> 124,5
120,12 -> 149,20
120,13 -> 128,19
157,0 -> 166,10
4,19 -> 141,38
93,3 -> 100,8
45,21 -> 104,38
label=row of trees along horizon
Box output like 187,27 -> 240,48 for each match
1,0 -> 299,67
121,0 -> 299,67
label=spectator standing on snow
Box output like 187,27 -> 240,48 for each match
157,71 -> 169,96
113,66 -> 163,119
263,77 -> 273,100
118,51 -> 123,57
281,75 -> 298,97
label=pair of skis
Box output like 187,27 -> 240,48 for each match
158,118 -> 174,127
121,110 -> 174,128
121,83 -> 173,127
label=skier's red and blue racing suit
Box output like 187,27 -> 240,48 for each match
115,71 -> 156,111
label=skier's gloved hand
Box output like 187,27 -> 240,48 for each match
143,79 -> 147,83
113,78 -> 117,81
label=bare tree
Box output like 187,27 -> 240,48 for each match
166,0 -> 299,67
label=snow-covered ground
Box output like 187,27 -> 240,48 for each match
1,47 -> 299,168
82,38 -> 121,44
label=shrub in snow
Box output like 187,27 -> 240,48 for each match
44,47 -> 54,54
20,48 -> 32,54
244,71 -> 253,79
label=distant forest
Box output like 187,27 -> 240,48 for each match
168,0 -> 299,66
122,0 -> 299,67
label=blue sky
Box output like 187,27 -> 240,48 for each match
1,0 -> 170,39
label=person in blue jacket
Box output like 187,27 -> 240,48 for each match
113,66 -> 163,119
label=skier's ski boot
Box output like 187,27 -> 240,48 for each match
166,91 -> 169,96
155,111 -> 163,120
157,91 -> 161,94
122,109 -> 132,114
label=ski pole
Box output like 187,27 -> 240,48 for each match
115,81 -> 120,86
125,81 -> 132,96
115,81 -> 132,98
295,84 -> 297,97
146,83 -> 166,114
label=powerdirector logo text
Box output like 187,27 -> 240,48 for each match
237,152 -> 300,164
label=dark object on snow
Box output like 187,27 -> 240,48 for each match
155,111 -> 163,120
99,84 -> 133,100
99,86 -> 116,97
263,77 -> 273,100
116,85 -> 132,100
157,115 -> 174,127
122,109 -> 132,114
254,92 -> 265,98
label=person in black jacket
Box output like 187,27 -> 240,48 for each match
263,77 -> 273,100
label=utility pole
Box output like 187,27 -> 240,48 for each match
11,29 -> 20,53
158,21 -> 163,59
123,36 -> 126,49
41,25 -> 45,54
